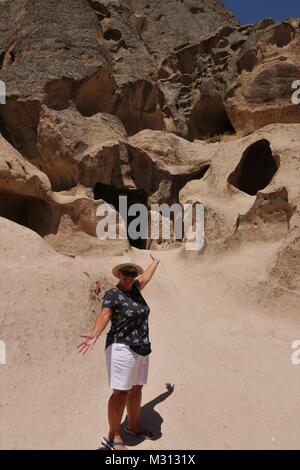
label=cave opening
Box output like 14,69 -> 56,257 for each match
103,29 -> 122,41
271,23 -> 295,48
94,183 -> 149,249
188,95 -> 235,141
74,75 -> 164,137
0,115 -> 13,145
190,7 -> 204,14
0,51 -> 5,69
237,50 -> 257,74
227,139 -> 279,196
0,194 -> 54,237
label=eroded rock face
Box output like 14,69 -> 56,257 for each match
179,124 -> 300,248
0,134 -> 52,199
35,106 -> 212,210
0,134 -> 128,254
255,209 -> 300,309
126,0 -> 238,58
0,101 -> 213,253
1,4 -> 300,451
157,19 -> 300,139
270,211 -> 300,291
89,130 -> 211,248
0,215 -> 120,366
128,130 -> 211,203
0,0 -> 112,160
37,104 -> 127,190
227,21 -> 300,133
0,0 -> 239,161
233,187 -> 297,242
1,0 -> 298,165
0,1 -> 299,289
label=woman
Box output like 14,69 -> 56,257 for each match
77,253 -> 160,450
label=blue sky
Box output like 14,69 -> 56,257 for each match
222,0 -> 300,24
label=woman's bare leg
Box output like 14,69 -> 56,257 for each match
108,389 -> 129,450
126,385 -> 145,432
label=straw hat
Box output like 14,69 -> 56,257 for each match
112,262 -> 143,278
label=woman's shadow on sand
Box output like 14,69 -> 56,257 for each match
98,383 -> 174,449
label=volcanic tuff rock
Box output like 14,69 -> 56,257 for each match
0,134 -> 128,255
1,1 -> 300,451
37,104 -> 128,191
0,1 -> 299,164
0,1 -> 299,294
158,18 -> 300,138
0,0 -> 237,158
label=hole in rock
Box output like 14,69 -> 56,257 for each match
219,26 -> 235,37
190,7 -> 204,14
44,78 -> 74,110
94,183 -> 149,249
0,194 -> 57,237
212,49 -> 230,66
0,51 -> 5,69
230,38 -> 247,51
188,95 -> 235,141
74,74 -> 164,136
217,37 -> 229,48
0,97 -> 41,161
228,140 -> 279,196
73,68 -> 115,117
103,29 -> 122,41
0,116 -> 13,144
158,67 -> 170,79
113,80 -> 164,136
9,49 -> 15,63
271,23 -> 295,47
237,50 -> 257,73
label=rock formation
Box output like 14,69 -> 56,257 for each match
0,0 -> 299,450
0,0 -> 299,283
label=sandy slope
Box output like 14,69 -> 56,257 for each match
0,217 -> 299,450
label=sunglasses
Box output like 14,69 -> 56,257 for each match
120,269 -> 137,277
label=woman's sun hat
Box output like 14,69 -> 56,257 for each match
112,262 -> 144,278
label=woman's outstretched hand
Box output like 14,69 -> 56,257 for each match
77,335 -> 97,354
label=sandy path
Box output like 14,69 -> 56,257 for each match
129,246 -> 300,450
1,242 -> 299,449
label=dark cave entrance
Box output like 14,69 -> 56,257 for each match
227,139 -> 279,196
0,115 -> 13,147
188,95 -> 235,141
0,193 -> 53,236
94,183 -> 149,249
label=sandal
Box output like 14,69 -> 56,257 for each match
101,436 -> 127,450
124,425 -> 154,440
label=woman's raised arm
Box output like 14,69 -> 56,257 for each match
135,253 -> 160,290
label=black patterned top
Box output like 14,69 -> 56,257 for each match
102,279 -> 150,350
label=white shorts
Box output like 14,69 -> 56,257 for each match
105,342 -> 149,390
